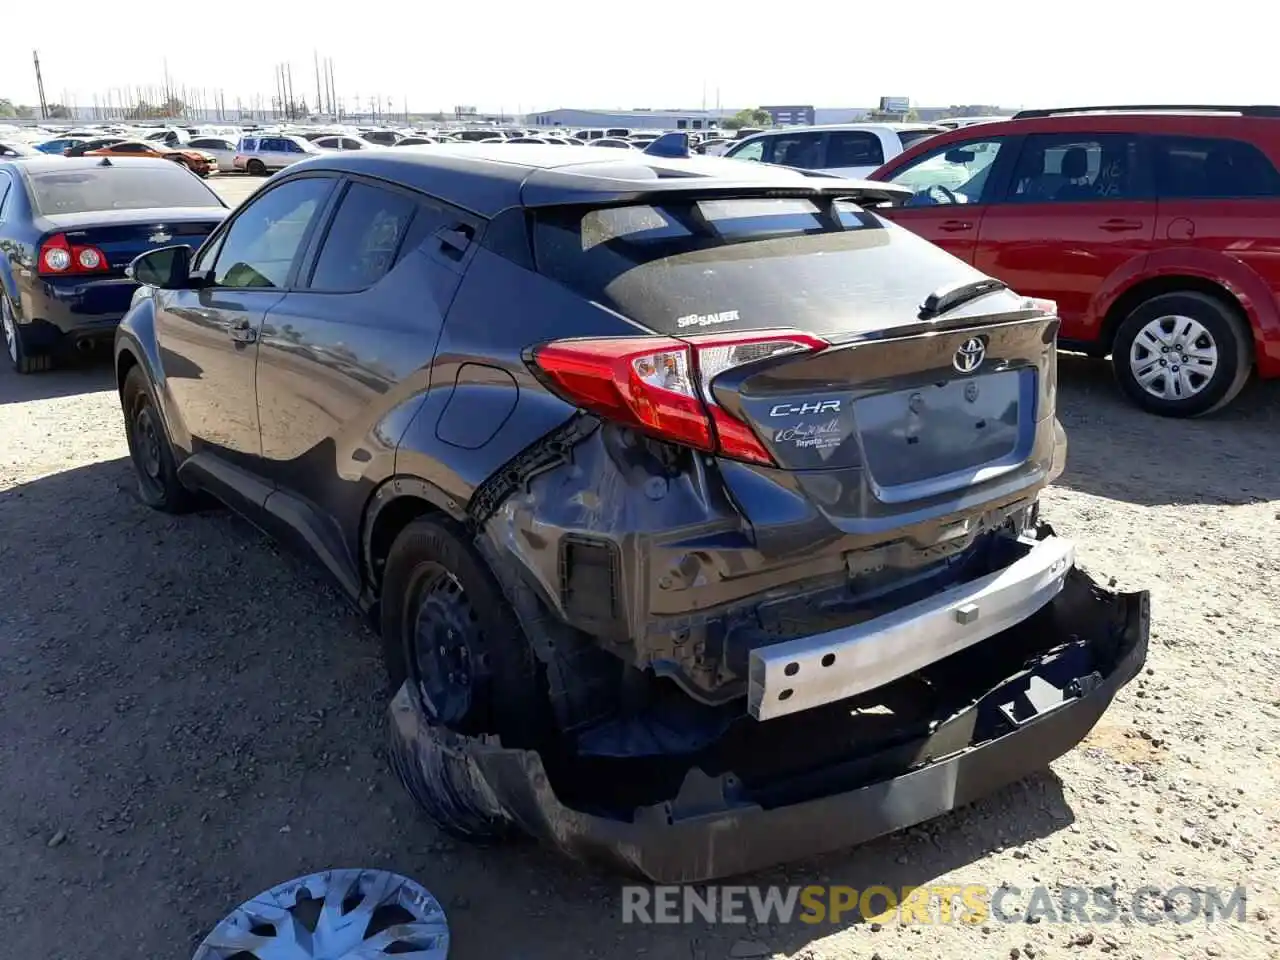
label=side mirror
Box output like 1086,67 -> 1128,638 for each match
128,244 -> 195,289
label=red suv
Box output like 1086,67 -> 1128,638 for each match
868,105 -> 1280,416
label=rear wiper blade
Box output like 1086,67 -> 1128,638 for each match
918,278 -> 1008,320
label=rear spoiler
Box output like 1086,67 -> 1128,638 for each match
520,170 -> 912,210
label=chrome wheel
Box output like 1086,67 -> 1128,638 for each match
1128,314 -> 1219,400
1,298 -> 15,364
192,868 -> 450,960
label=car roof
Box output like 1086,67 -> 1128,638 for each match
277,143 -> 908,217
750,122 -> 942,134
2,155 -> 186,177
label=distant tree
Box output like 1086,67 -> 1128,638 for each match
722,107 -> 773,131
16,104 -> 34,118
45,103 -> 71,119
0,99 -> 15,118
161,96 -> 185,117
866,107 -> 919,122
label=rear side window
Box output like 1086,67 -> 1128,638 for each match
827,131 -> 885,168
240,138 -> 257,151
1152,136 -> 1280,199
0,174 -> 12,219
1007,133 -> 1146,202
767,132 -> 824,169
307,182 -> 419,291
26,166 -> 221,214
533,197 -> 982,337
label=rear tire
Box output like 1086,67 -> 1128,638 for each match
2,293 -> 51,374
379,516 -> 551,746
246,159 -> 266,176
121,366 -> 194,513
1111,291 -> 1252,417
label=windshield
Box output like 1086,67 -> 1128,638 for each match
533,196 -> 980,336
28,166 -> 222,214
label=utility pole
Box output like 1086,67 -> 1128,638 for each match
314,51 -> 323,118
285,63 -> 295,120
328,58 -> 337,119
32,50 -> 48,119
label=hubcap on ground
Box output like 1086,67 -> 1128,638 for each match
410,565 -> 484,728
192,868 -> 449,960
1129,314 -> 1219,400
2,299 -> 15,363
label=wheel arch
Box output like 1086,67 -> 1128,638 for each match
361,476 -> 467,603
1100,274 -> 1251,355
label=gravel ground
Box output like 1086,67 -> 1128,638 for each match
1,174 -> 1278,960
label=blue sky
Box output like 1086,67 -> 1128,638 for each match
2,1 -> 1275,114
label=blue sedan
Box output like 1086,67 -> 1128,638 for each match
0,155 -> 228,373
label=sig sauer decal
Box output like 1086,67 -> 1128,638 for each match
676,309 -> 739,328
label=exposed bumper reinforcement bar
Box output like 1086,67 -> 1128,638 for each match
749,533 -> 1075,720
389,568 -> 1148,884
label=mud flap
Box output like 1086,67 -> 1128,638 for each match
388,568 -> 1149,883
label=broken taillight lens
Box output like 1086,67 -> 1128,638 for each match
531,330 -> 828,465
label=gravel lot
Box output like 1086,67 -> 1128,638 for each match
1,173 -> 1279,960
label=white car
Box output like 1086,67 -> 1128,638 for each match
312,135 -> 383,151
935,115 -> 1009,130
722,123 -> 945,179
187,136 -> 240,173
233,134 -> 320,175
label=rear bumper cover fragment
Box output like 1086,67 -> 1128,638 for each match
390,568 -> 1148,884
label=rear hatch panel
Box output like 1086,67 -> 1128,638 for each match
716,313 -> 1057,513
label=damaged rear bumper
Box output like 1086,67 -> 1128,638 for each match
390,569 -> 1148,884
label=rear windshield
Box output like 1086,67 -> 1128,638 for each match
898,129 -> 943,150
534,197 -> 984,336
27,166 -> 221,214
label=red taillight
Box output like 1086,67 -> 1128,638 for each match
531,330 -> 827,465
38,233 -> 109,276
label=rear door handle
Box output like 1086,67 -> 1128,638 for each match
939,219 -> 974,232
1100,218 -> 1144,232
229,319 -> 257,343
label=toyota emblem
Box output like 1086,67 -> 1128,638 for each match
953,337 -> 986,374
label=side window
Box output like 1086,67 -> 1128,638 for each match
0,175 -> 12,220
306,182 -> 420,292
1152,136 -> 1280,199
115,143 -> 144,154
211,177 -> 333,289
887,139 -> 1005,206
286,140 -> 305,154
1007,134 -> 1144,203
769,132 -> 824,170
342,139 -> 362,150
189,139 -> 212,149
729,139 -> 766,163
241,138 -> 257,152
827,131 -> 885,168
